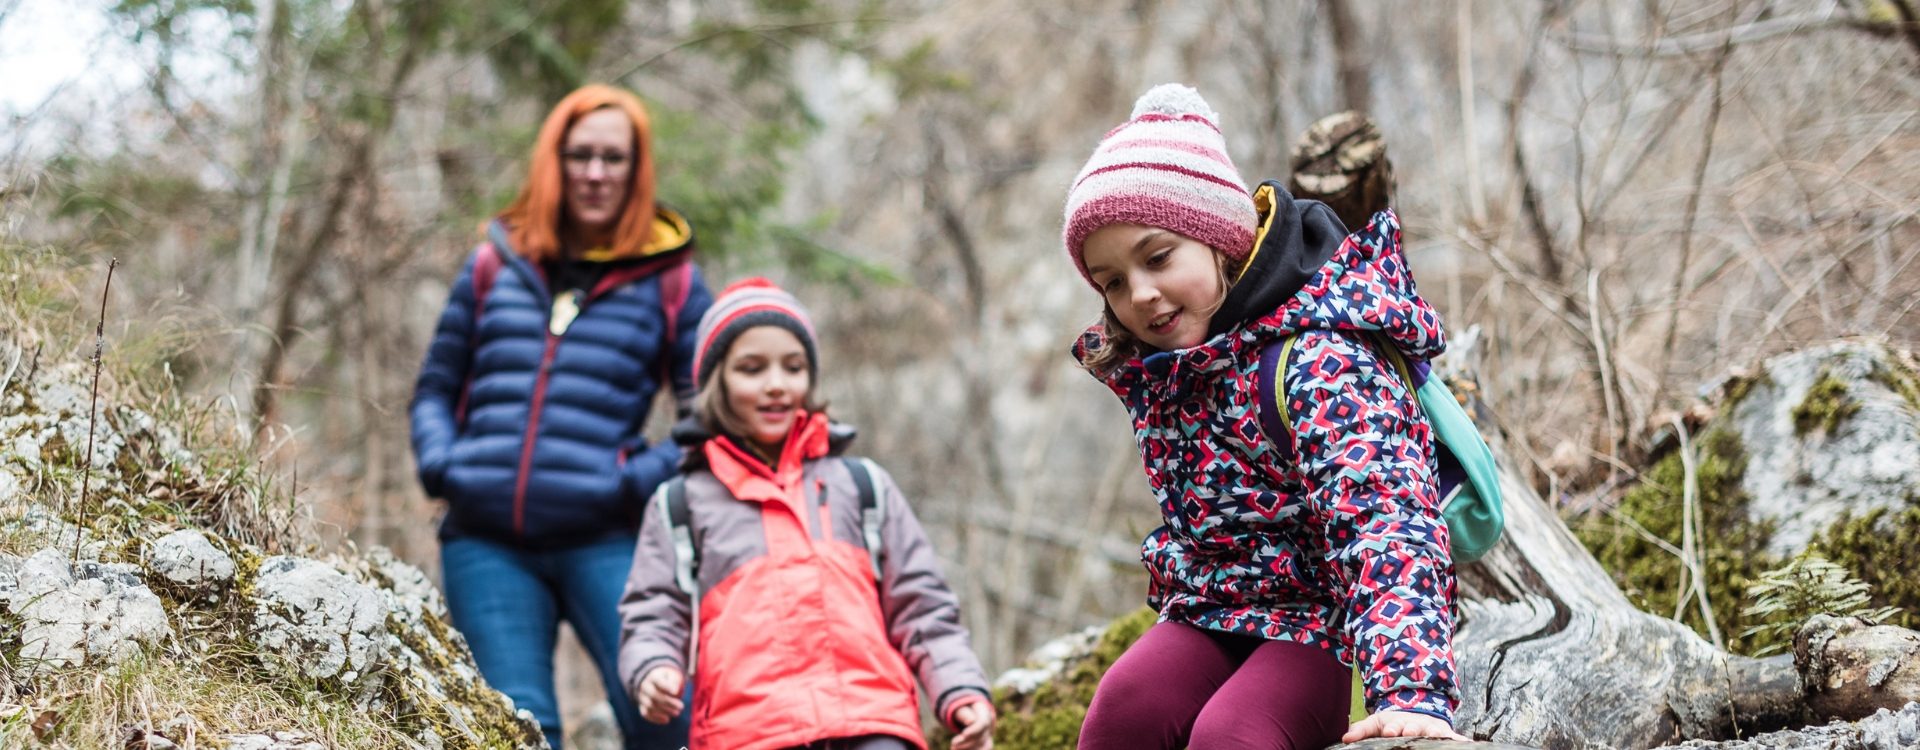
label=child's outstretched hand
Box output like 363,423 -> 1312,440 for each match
636,666 -> 685,725
1342,710 -> 1468,743
950,700 -> 996,750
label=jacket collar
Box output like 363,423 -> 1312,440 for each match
703,411 -> 831,501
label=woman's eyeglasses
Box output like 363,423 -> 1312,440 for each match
561,150 -> 632,172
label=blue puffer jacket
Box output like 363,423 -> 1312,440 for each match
410,212 -> 714,547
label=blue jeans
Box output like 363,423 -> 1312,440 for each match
442,534 -> 691,750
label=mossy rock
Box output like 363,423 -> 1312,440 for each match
1576,428 -> 1785,653
943,607 -> 1157,750
1577,342 -> 1920,655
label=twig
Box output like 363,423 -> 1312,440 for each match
1671,414 -> 1725,648
1586,270 -> 1624,462
1558,9 -> 1838,57
74,258 -> 118,563
0,344 -> 20,402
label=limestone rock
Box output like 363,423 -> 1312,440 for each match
0,552 -> 19,606
147,529 -> 235,590
250,555 -> 389,686
7,548 -> 169,670
1671,702 -> 1920,749
993,624 -> 1104,695
1724,341 -> 1920,555
222,731 -> 328,750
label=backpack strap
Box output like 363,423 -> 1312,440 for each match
455,242 -> 505,427
657,260 -> 695,410
842,456 -> 884,581
1264,331 -> 1415,432
655,477 -> 700,676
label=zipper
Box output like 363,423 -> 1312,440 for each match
512,333 -> 561,538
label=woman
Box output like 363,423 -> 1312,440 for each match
410,83 -> 712,750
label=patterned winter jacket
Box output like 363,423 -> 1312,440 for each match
410,211 -> 714,546
617,412 -> 991,750
1075,182 -> 1460,721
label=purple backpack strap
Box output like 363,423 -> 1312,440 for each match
1256,338 -> 1296,460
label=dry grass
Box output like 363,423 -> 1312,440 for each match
0,235 -> 440,748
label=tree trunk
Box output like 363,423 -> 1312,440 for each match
1324,422 -> 1918,749
1443,446 -> 1805,747
1796,615 -> 1920,722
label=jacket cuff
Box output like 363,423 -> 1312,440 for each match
1373,688 -> 1453,725
417,451 -> 449,498
937,688 -> 992,731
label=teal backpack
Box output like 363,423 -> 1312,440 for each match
1258,332 -> 1505,562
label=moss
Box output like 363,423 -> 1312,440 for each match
982,607 -> 1158,750
1720,371 -> 1768,413
1576,428 -> 1787,654
1808,506 -> 1920,629
1867,359 -> 1920,414
1792,370 -> 1859,437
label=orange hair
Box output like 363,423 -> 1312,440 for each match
496,84 -> 657,263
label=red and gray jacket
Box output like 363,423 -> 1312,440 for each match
617,412 -> 990,750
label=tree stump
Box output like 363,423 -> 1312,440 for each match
1287,111 -> 1395,232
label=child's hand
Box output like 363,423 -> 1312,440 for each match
636,666 -> 685,725
950,700 -> 995,750
1342,710 -> 1468,743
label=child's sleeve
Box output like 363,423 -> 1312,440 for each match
1285,329 -> 1459,723
616,487 -> 693,695
868,463 -> 994,731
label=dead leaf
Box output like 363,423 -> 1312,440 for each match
31,708 -> 60,740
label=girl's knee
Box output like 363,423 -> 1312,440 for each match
1080,671 -> 1183,746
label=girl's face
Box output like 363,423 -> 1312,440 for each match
1083,224 -> 1225,352
721,326 -> 812,450
560,107 -> 634,236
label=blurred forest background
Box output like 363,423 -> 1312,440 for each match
4,0 -> 1918,733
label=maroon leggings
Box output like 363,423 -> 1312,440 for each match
1078,620 -> 1350,750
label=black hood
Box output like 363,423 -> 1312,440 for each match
1207,181 -> 1350,338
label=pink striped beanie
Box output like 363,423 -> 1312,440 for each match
1062,84 -> 1258,287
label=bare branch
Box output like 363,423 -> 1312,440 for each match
1559,9 -> 1838,57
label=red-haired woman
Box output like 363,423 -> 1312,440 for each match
411,84 -> 711,750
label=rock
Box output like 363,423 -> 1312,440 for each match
250,555 -> 389,686
570,703 -> 621,750
5,504 -> 107,559
343,545 -> 547,747
0,552 -> 20,605
0,464 -> 20,504
993,624 -> 1104,695
147,529 -> 235,590
1671,702 -> 1920,749
7,548 -> 169,670
1725,342 -> 1920,556
1579,340 -> 1920,655
222,731 -> 328,750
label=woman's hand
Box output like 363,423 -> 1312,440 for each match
636,666 -> 685,725
950,701 -> 996,750
1342,710 -> 1468,743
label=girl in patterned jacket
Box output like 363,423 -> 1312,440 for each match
617,279 -> 996,750
1063,84 -> 1466,749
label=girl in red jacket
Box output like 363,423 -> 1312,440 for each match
617,278 -> 996,750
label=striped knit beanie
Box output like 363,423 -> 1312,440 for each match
1062,83 -> 1258,288
692,278 -> 818,388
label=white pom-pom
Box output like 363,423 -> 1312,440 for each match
1130,83 -> 1218,124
